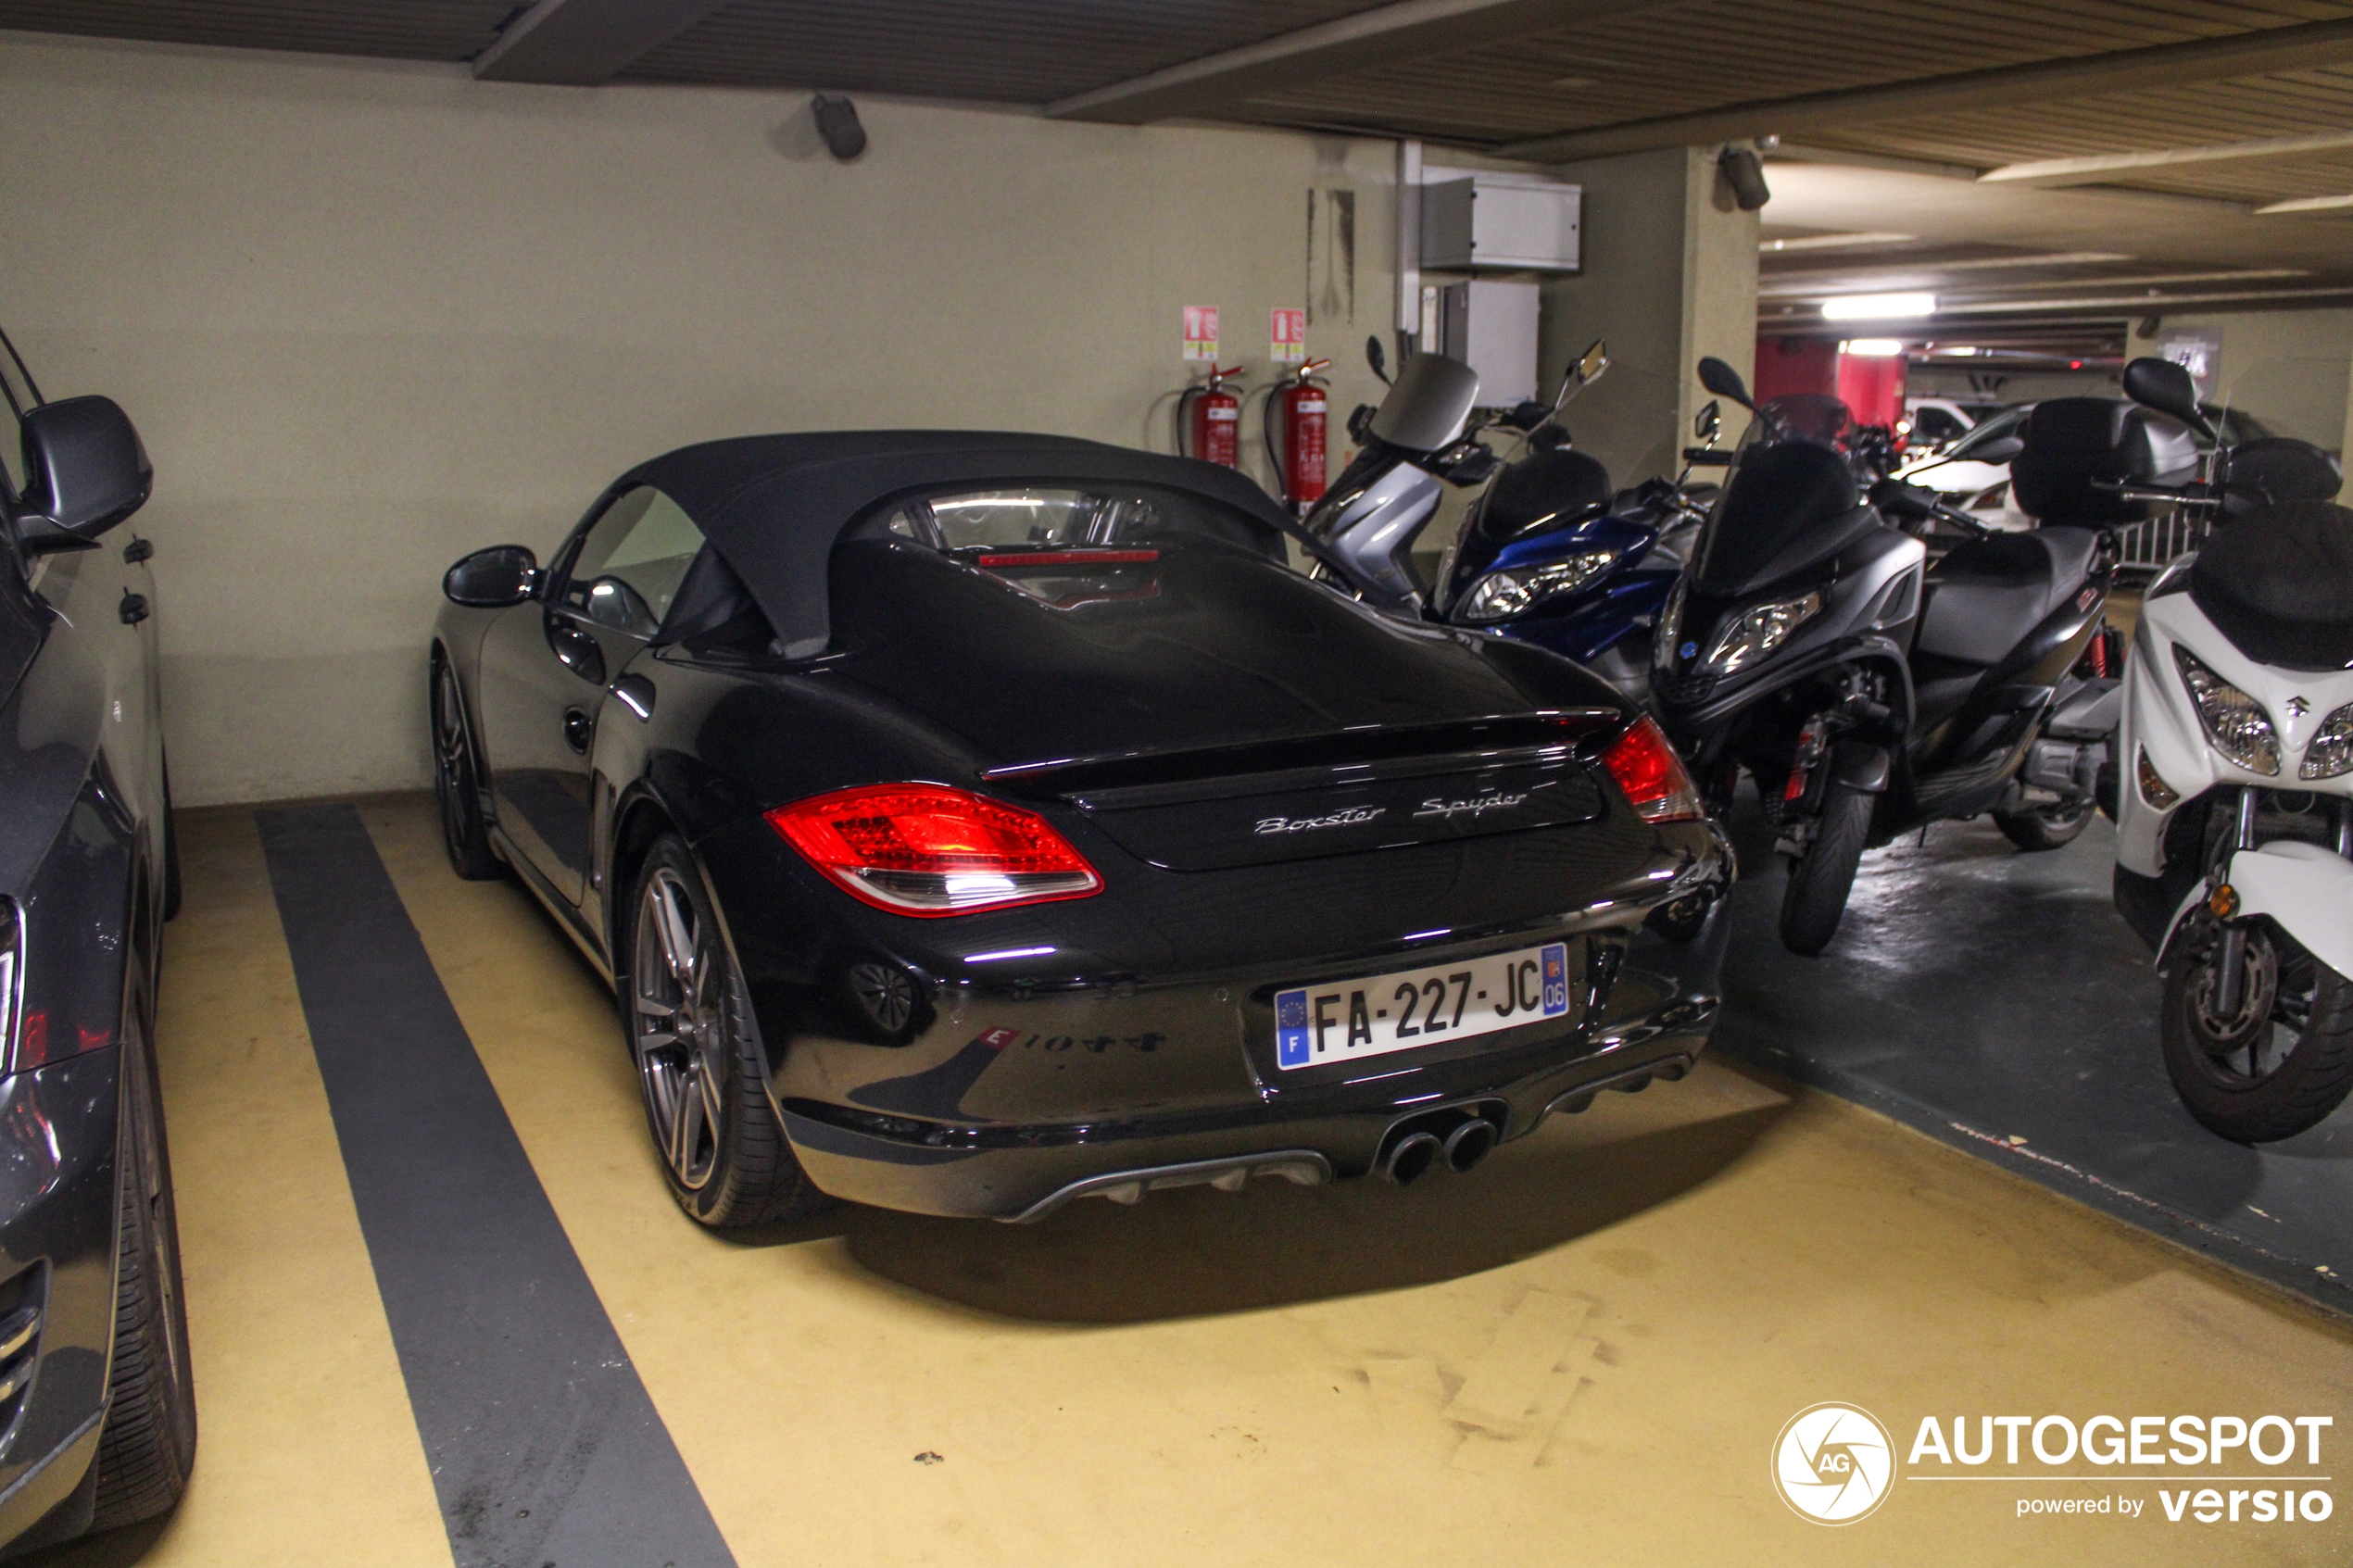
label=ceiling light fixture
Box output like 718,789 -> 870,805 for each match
1821,293 -> 1935,320
1839,339 -> 1906,357
2255,194 -> 2353,215
1759,232 -> 1914,254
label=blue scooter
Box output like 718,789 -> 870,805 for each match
1430,369 -> 1723,702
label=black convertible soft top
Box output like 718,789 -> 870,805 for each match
618,431 -> 1300,657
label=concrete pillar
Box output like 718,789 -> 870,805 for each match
1533,146 -> 1757,487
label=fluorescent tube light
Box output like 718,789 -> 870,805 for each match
1839,339 -> 1906,357
1821,293 -> 1935,320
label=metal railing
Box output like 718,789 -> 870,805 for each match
2112,508 -> 2205,573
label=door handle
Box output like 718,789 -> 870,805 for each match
562,709 -> 593,754
611,673 -> 656,721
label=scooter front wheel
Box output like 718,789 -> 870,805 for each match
2162,921 -> 2353,1143
1778,782 -> 1874,957
1994,798 -> 2093,852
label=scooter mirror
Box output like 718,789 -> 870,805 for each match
1365,334 -> 1390,385
1696,357 -> 1754,409
1693,399 -> 1722,445
2122,356 -> 2213,437
1576,340 -> 1609,387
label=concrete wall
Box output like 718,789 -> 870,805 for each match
1533,147 -> 1757,487
0,31 -> 1401,804
2156,310 -> 2353,452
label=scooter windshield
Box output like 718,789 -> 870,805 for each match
1691,394 -> 1864,594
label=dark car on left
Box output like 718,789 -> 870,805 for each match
0,334 -> 195,1554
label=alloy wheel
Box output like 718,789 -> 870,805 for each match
633,868 -> 726,1190
432,666 -> 472,864
2187,924 -> 2294,1085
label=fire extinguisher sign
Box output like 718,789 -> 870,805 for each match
1182,306 -> 1219,361
1271,308 -> 1307,364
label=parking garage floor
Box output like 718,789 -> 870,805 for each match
34,795 -> 2353,1566
1717,809 -> 2353,1313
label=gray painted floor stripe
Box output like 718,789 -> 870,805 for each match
257,803 -> 736,1568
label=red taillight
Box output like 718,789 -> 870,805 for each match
1600,718 -> 1704,824
765,784 -> 1102,916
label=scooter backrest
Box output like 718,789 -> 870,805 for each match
1367,353 -> 1479,453
2011,397 -> 2199,523
2189,497 -> 2353,671
2222,437 -> 2343,515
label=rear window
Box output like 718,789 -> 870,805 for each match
872,483 -> 1275,556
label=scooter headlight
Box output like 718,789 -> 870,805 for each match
1457,551 -> 1617,623
2173,646 -> 2281,776
2300,701 -> 2353,781
1701,592 -> 1821,675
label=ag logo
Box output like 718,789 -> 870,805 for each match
1771,1403 -> 1895,1524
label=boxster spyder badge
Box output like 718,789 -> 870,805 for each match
1256,806 -> 1386,834
430,429 -> 1729,1225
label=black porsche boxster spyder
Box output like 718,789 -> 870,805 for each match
431,432 -> 1730,1224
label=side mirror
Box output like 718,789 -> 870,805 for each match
1365,334 -> 1390,386
1693,399 -> 1722,446
444,545 -> 540,608
1696,357 -> 1754,409
2122,357 -> 2213,437
1576,340 -> 1609,387
1971,434 -> 2024,463
14,396 -> 151,549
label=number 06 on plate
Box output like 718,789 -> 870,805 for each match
1274,942 -> 1572,1070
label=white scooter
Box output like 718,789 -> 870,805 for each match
2109,356 -> 2353,1143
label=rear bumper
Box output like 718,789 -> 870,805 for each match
778,909 -> 1728,1220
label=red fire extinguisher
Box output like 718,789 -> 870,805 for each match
1179,365 -> 1245,469
1269,357 -> 1332,508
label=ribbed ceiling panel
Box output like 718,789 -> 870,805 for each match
623,0 -> 1385,102
0,1 -> 513,61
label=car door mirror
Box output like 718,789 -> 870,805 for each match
1696,357 -> 1754,409
2122,357 -> 2214,437
14,395 -> 151,550
1969,434 -> 2024,463
444,545 -> 540,608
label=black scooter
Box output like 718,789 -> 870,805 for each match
1649,358 -> 2131,954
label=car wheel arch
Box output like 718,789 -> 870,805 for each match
606,793 -> 791,1085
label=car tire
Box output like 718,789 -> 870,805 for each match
1779,781 -> 1873,957
431,656 -> 502,882
90,956 -> 196,1532
623,834 -> 830,1228
2162,922 -> 2353,1144
1994,799 -> 2092,852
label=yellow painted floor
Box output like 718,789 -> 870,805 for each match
41,795 -> 2353,1565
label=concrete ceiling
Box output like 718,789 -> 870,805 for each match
12,0 -> 2353,342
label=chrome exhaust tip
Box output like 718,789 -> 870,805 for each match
1383,1131 -> 1442,1185
1441,1117 -> 1498,1174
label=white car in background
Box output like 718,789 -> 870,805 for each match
1902,396 -> 2006,450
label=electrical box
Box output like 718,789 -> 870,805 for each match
1432,280 -> 1541,407
1420,174 -> 1581,273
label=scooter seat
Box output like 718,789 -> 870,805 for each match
1915,527 -> 2097,666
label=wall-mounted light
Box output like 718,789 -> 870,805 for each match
812,94 -> 867,161
1821,293 -> 1935,320
1717,144 -> 1771,211
1839,339 -> 1906,357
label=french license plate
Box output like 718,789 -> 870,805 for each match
1274,943 -> 1571,1070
